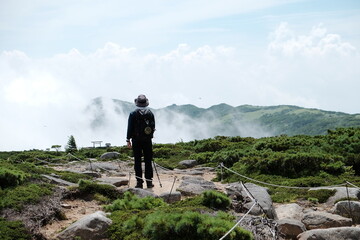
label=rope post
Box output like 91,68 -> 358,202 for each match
89,158 -> 93,172
153,161 -> 162,187
220,163 -> 224,182
345,182 -> 354,224
167,176 -> 177,203
128,173 -> 131,188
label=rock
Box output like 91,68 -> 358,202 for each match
41,174 -> 77,187
61,203 -> 72,209
333,200 -> 360,224
309,187 -> 360,205
193,167 -> 216,172
226,182 -> 277,219
276,203 -> 304,221
302,211 -> 352,230
186,170 -> 204,175
277,219 -> 306,239
119,188 -> 159,198
176,176 -> 217,196
97,177 -> 129,187
237,215 -> 278,240
178,160 -> 198,168
86,162 -> 119,171
160,191 -> 182,203
297,227 -> 360,240
100,152 -> 120,160
81,171 -> 102,178
108,170 -> 127,177
57,211 -> 112,240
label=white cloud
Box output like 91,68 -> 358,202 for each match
0,22 -> 359,150
268,22 -> 357,56
4,73 -> 61,106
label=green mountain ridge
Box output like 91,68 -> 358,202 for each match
89,97 -> 360,137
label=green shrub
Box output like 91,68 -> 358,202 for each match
210,149 -> 245,167
306,189 -> 336,203
190,152 -> 214,164
153,147 -> 177,158
195,139 -> 227,153
0,218 -> 31,240
202,190 -> 230,210
109,210 -> 150,240
320,161 -> 345,175
78,180 -> 121,200
105,191 -> 166,212
143,210 -> 253,240
307,197 -> 319,204
57,171 -> 91,183
0,167 -> 27,188
0,183 -> 53,210
94,193 -> 111,204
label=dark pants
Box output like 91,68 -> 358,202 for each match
132,138 -> 153,183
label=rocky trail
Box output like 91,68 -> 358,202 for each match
7,158 -> 360,240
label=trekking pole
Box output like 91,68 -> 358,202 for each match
152,160 -> 162,187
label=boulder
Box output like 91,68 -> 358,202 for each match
302,211 -> 352,230
81,171 -> 102,178
119,188 -> 158,198
160,191 -> 182,203
41,174 -> 77,187
100,152 -> 120,160
176,176 -> 217,196
97,177 -> 129,187
276,203 -> 304,221
185,170 -> 204,176
108,171 -> 127,177
86,162 -> 119,171
237,215 -> 278,240
277,219 -> 306,239
178,160 -> 198,168
297,227 -> 360,240
226,182 -> 277,219
309,187 -> 360,205
193,167 -> 216,172
57,211 -> 112,240
333,200 -> 360,224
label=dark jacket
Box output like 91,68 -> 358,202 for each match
127,107 -> 155,140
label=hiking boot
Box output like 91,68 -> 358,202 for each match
146,181 -> 154,188
135,182 -> 143,189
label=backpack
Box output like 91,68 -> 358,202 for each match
133,108 -> 155,139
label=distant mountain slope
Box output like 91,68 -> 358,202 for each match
87,97 -> 360,140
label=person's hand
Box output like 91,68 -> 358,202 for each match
127,141 -> 132,149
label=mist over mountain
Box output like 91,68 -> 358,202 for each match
86,97 -> 360,144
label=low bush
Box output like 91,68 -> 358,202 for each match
108,210 -> 150,240
57,171 -> 92,183
202,190 -> 230,210
0,183 -> 53,210
143,210 -> 253,240
0,218 -> 31,240
105,191 -> 166,212
306,189 -> 336,203
194,139 -> 228,153
189,152 -> 214,164
0,167 -> 27,188
78,179 -> 121,200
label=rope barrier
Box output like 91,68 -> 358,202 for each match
219,201 -> 257,240
153,162 -> 173,171
346,181 -> 360,189
220,163 -> 348,190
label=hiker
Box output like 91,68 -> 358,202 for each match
126,94 -> 156,189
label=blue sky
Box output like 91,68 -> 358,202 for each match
0,0 -> 360,150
